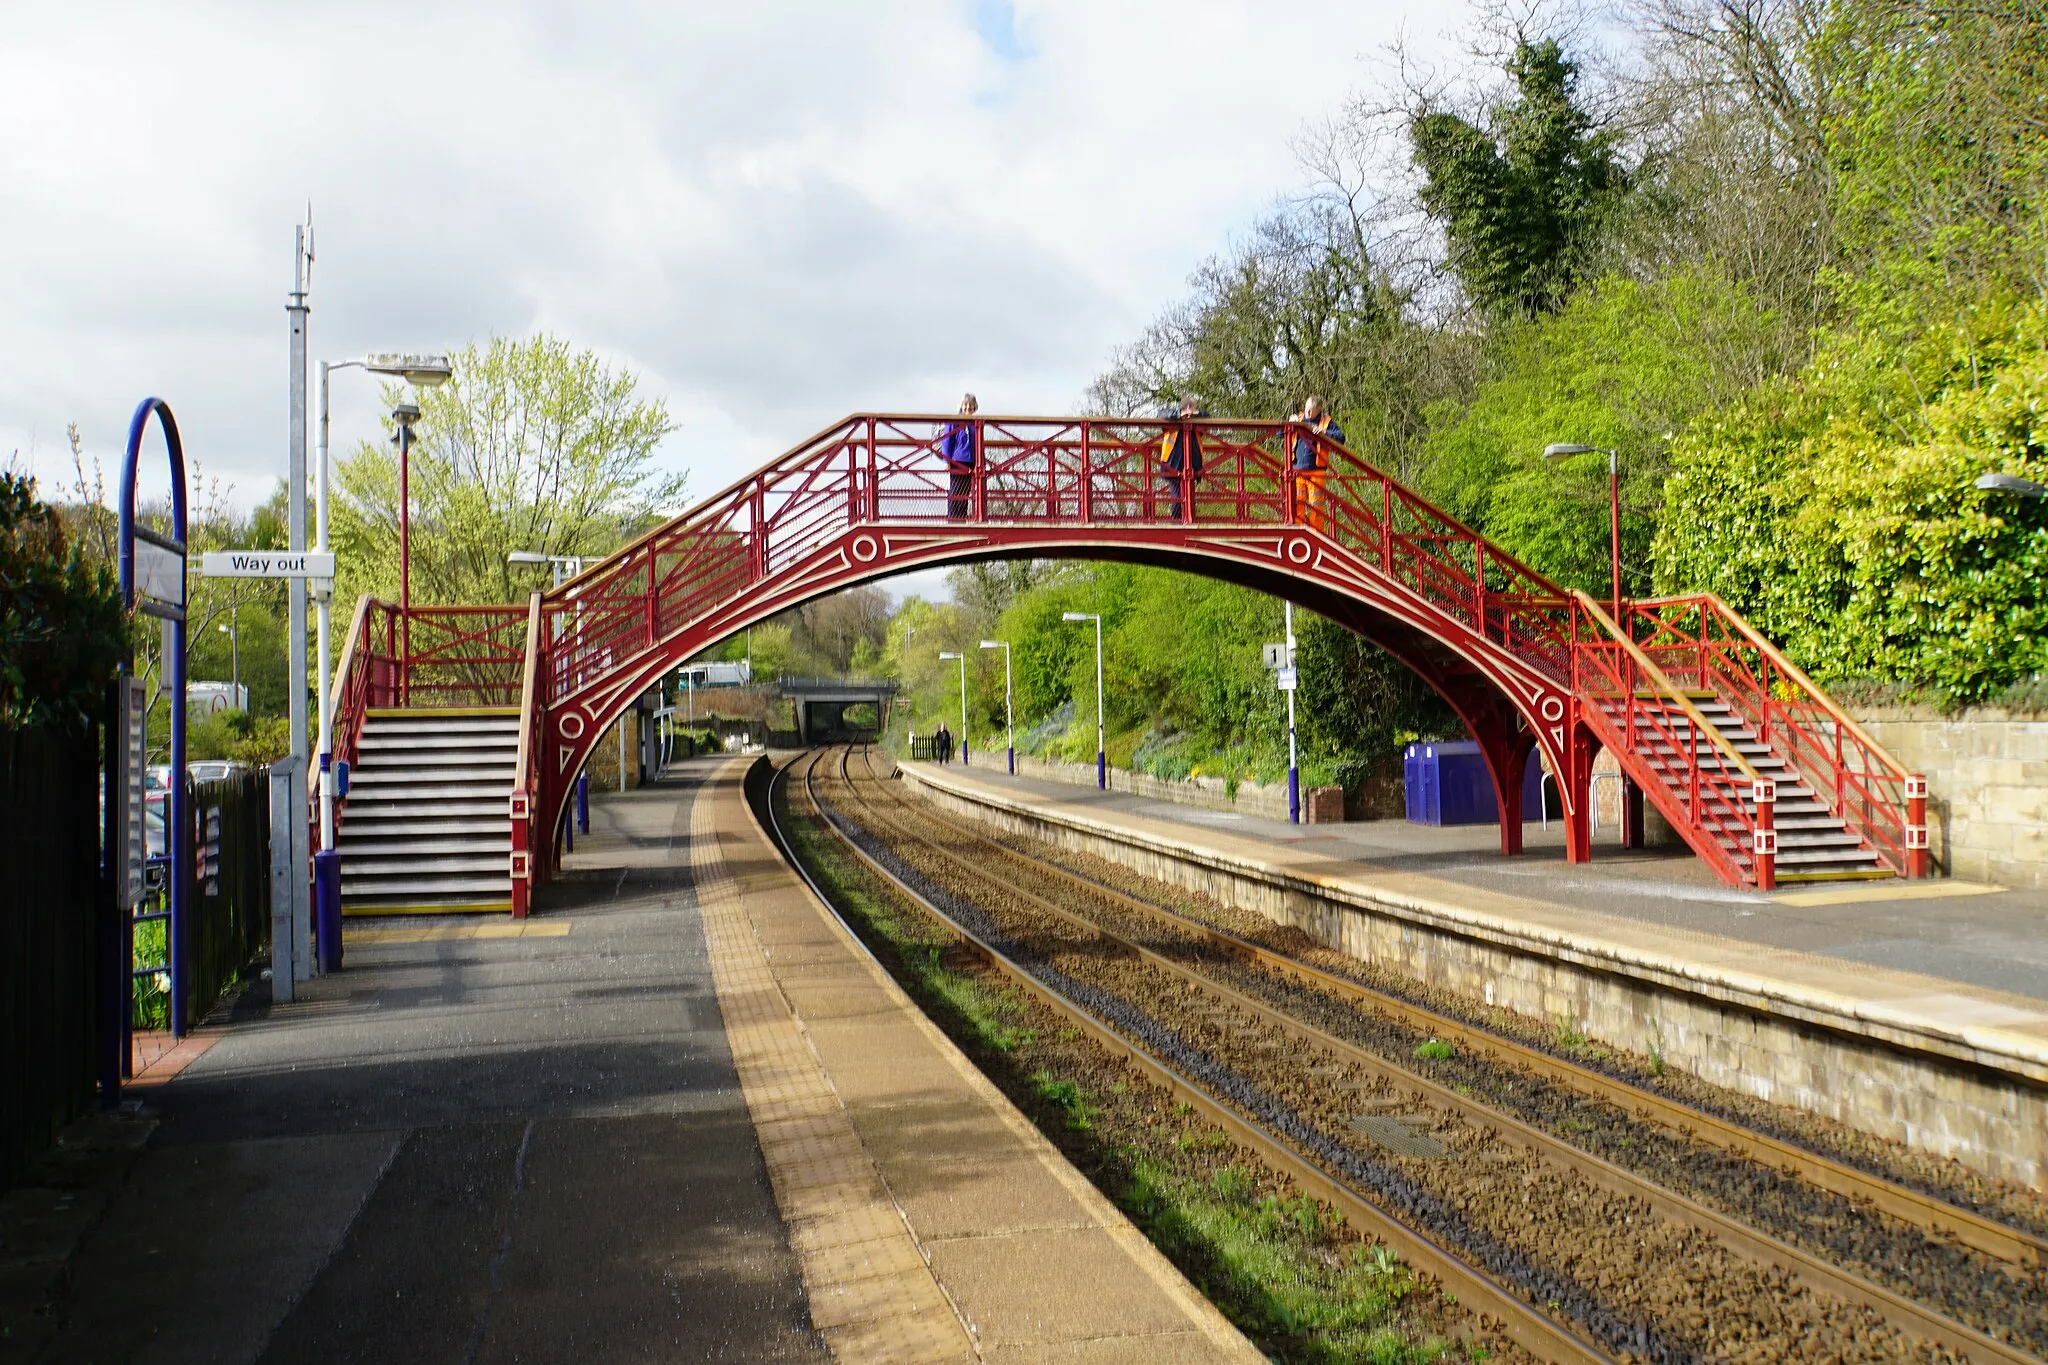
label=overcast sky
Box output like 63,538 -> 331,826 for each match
1,0 -> 1469,595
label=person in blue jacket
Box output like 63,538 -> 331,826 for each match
1289,396 -> 1343,532
1157,394 -> 1205,521
941,393 -> 978,519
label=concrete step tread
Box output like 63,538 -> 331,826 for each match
342,881 -> 514,897
334,839 -> 509,857
343,857 -> 508,875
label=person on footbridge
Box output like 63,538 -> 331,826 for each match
1289,396 -> 1344,533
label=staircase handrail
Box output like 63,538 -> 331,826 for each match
509,591 -> 543,915
1630,593 -> 1909,873
1632,592 -> 1910,780
1569,590 -> 1772,884
1573,591 -> 1765,784
511,592 -> 543,800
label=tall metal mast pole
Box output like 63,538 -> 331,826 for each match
286,222 -> 313,977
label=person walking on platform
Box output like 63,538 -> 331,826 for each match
935,722 -> 953,764
1289,396 -> 1343,534
942,393 -> 979,520
1158,394 -> 1205,522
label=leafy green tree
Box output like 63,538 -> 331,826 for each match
334,334 -> 682,607
1411,38 -> 1627,316
0,474 -> 126,729
1421,270 -> 1788,593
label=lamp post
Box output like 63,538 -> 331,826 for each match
938,651 -> 968,764
217,614 -> 240,705
509,551 -> 594,822
1284,602 -> 1299,824
1062,612 -> 1105,789
980,640 -> 1013,773
1543,443 -> 1623,621
313,352 -> 452,963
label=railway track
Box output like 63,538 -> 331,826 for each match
775,745 -> 2046,1365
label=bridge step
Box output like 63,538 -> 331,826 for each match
1599,692 -> 1889,881
336,708 -> 522,912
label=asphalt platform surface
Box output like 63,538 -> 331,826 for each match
33,763 -> 827,1365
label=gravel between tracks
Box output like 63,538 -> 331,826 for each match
890,761 -> 2048,1248
823,759 -> 1964,1365
860,763 -> 2048,1356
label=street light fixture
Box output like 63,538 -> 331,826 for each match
1062,612 -> 1106,789
507,550 -> 589,589
312,351 -> 453,951
938,651 -> 968,764
1976,472 -> 2048,499
1543,443 -> 1623,621
980,639 -> 1013,774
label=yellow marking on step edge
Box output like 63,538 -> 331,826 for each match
1775,879 -> 2002,907
346,922 -> 571,944
342,900 -> 513,917
364,706 -> 519,718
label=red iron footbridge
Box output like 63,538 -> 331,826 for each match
323,413 -> 1929,915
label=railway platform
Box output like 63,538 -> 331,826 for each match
10,756 -> 1255,1365
898,759 -> 2048,1194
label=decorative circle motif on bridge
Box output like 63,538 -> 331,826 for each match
1540,696 -> 1565,723
1286,537 -> 1313,565
559,712 -> 587,739
850,533 -> 879,564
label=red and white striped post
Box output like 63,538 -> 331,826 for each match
1752,778 -> 1777,891
509,792 -> 531,919
1905,773 -> 1930,878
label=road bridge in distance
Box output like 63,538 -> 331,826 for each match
777,674 -> 899,743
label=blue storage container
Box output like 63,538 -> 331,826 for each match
1404,742 -> 1550,825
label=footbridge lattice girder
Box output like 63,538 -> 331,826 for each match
320,413 -> 1925,914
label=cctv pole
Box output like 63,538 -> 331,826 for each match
958,654 -> 969,765
1286,601 -> 1299,825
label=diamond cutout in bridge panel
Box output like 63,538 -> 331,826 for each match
1348,1114 -> 1453,1158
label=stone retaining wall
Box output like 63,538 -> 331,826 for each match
1845,706 -> 2048,888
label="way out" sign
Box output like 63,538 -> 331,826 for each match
199,551 -> 337,579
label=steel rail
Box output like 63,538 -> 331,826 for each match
888,752 -> 2048,1272
772,747 -> 1621,1365
855,752 -> 2044,1365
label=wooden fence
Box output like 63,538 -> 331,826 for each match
0,724 -> 102,1190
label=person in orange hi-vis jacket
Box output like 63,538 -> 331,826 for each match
1288,396 -> 1344,533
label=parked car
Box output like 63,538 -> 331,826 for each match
188,759 -> 252,784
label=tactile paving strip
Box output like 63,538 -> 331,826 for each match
691,765 -> 976,1362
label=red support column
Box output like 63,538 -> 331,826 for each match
1753,778 -> 1777,891
1562,724 -> 1596,864
1905,773 -> 1929,878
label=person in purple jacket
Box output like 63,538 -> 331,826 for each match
941,393 -> 978,519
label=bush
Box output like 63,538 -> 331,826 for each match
0,474 -> 126,729
1656,300 -> 2048,699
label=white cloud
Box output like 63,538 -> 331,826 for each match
0,0 -> 1471,518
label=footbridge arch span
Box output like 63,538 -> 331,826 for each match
326,414 -> 1921,914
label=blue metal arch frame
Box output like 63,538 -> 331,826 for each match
119,397 -> 192,1037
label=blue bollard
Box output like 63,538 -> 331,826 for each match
314,849 -> 343,971
577,772 -> 589,833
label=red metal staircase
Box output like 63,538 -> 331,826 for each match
318,413 -> 1927,914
